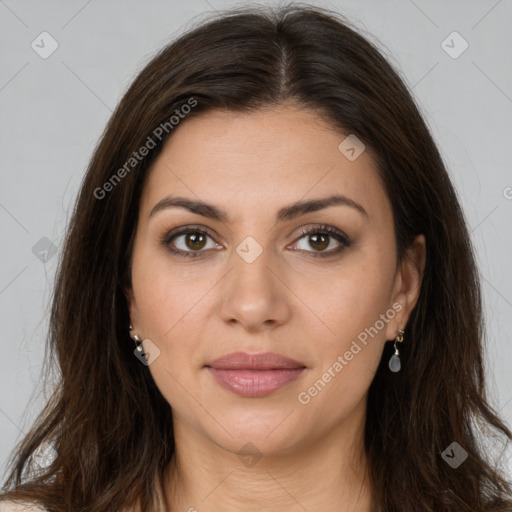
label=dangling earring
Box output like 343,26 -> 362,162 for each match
129,324 -> 143,352
388,328 -> 405,372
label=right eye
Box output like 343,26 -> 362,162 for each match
161,226 -> 223,258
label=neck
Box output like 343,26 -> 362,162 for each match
163,401 -> 372,511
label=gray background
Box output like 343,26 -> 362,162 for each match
1,0 -> 511,480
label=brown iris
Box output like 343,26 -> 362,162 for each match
185,233 -> 207,250
309,233 -> 329,251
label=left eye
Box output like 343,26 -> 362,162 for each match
290,227 -> 350,257
294,233 -> 340,252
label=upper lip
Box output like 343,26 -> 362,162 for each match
205,351 -> 306,370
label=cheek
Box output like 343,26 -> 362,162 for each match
294,244 -> 395,342
133,271 -> 204,410
131,238 -> 213,335
129,249 -> 205,392
295,283 -> 392,423
134,277 -> 204,364
292,244 -> 396,398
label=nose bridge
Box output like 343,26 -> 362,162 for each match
232,236 -> 274,291
218,234 -> 291,331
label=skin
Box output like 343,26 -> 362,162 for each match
125,103 -> 426,512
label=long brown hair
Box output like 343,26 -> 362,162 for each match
2,3 -> 511,511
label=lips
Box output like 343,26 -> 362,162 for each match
206,351 -> 306,370
205,351 -> 306,398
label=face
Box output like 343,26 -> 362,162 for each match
126,103 -> 424,458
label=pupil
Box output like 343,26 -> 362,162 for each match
310,234 -> 328,251
187,233 -> 206,250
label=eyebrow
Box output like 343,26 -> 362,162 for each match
148,194 -> 369,222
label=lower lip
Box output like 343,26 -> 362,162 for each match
206,367 -> 306,398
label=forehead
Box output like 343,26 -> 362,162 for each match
139,105 -> 390,224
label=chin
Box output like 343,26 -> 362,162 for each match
203,409 -> 308,457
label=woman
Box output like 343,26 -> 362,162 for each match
1,3 -> 511,511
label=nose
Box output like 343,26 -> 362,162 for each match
217,242 -> 292,334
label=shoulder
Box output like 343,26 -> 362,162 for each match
0,502 -> 46,512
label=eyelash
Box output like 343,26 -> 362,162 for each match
160,224 -> 352,259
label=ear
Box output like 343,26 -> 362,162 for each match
124,284 -> 139,333
384,234 -> 426,341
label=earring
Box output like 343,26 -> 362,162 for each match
388,328 -> 405,373
129,324 -> 143,352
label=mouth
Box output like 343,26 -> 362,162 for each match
204,351 -> 307,398
206,367 -> 306,398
